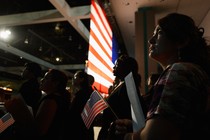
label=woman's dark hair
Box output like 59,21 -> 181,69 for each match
117,54 -> 141,87
117,54 -> 139,75
48,69 -> 68,92
88,74 -> 95,86
48,69 -> 71,103
158,13 -> 210,77
75,70 -> 89,88
25,62 -> 42,77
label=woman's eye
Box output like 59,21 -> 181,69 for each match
157,30 -> 164,35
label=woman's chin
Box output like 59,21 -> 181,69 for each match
149,52 -> 157,58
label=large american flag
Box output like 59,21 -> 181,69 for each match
86,0 -> 119,95
81,90 -> 108,129
0,112 -> 15,133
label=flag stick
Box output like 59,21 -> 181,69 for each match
93,86 -> 119,119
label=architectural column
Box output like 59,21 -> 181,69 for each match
135,8 -> 159,95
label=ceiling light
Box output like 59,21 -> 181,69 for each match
56,57 -> 60,62
0,29 -> 11,40
24,38 -> 29,44
39,46 -> 42,51
55,57 -> 62,62
55,23 -> 60,31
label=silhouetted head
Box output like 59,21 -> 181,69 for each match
40,69 -> 68,94
158,13 -> 208,64
113,54 -> 139,80
22,62 -> 42,79
88,74 -> 95,86
148,13 -> 210,75
72,70 -> 89,88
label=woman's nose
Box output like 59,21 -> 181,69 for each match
148,36 -> 155,45
40,78 -> 44,82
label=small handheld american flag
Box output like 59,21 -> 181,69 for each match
0,112 -> 15,133
81,90 -> 108,129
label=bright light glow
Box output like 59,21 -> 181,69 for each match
24,38 -> 29,44
0,87 -> 13,92
0,29 -> 11,40
56,57 -> 62,62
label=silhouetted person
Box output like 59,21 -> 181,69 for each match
88,74 -> 95,88
98,54 -> 147,140
69,70 -> 94,140
19,62 -> 42,116
5,69 -> 71,140
114,13 -> 210,140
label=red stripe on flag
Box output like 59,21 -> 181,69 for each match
81,90 -> 108,129
82,101 -> 108,128
90,14 -> 112,51
89,26 -> 111,60
93,81 -> 109,94
0,113 -> 15,133
91,1 -> 112,41
87,0 -> 116,94
88,61 -> 113,83
89,45 -> 113,72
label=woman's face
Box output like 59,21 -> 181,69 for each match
72,72 -> 83,87
21,67 -> 29,78
40,71 -> 54,93
113,59 -> 124,77
148,25 -> 178,64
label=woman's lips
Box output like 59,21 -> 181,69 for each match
149,45 -> 156,52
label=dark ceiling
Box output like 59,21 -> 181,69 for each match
0,0 -> 94,77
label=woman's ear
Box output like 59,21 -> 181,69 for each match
80,77 -> 85,83
177,37 -> 190,49
50,80 -> 59,89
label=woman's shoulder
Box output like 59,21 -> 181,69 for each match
40,94 -> 62,105
171,62 -> 207,75
168,62 -> 209,82
40,94 -> 69,110
172,62 -> 201,69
